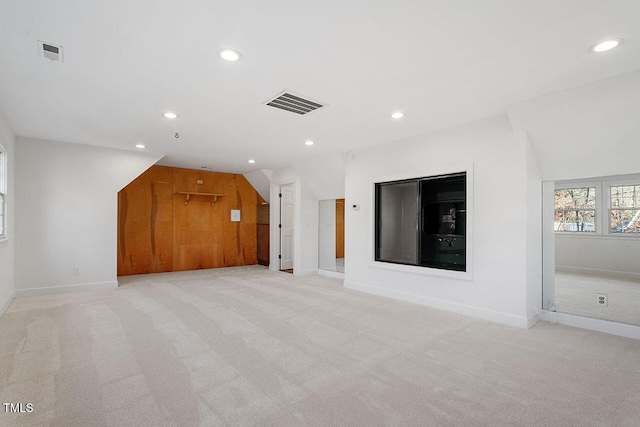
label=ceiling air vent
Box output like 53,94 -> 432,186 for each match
264,91 -> 325,115
38,41 -> 63,62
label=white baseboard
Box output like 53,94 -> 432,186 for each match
0,292 -> 15,318
556,265 -> 640,281
15,281 -> 118,297
318,269 -> 345,280
344,280 -> 530,329
527,312 -> 543,328
540,310 -> 640,341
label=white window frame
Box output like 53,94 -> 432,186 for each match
605,178 -> 640,236
369,163 -> 474,281
553,183 -> 599,233
554,175 -> 640,238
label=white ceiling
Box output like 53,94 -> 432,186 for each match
1,0 -> 639,173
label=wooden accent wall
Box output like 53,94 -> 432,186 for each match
118,165 -> 260,276
336,199 -> 345,258
118,166 -> 173,275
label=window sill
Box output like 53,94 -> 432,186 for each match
369,260 -> 472,281
0,237 -> 10,249
555,233 -> 640,240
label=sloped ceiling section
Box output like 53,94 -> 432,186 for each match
506,70 -> 640,181
243,169 -> 272,202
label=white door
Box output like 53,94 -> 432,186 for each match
280,185 -> 294,270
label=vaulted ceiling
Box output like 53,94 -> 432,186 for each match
1,0 -> 639,173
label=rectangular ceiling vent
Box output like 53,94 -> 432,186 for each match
38,40 -> 63,62
264,91 -> 325,115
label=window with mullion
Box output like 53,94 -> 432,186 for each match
610,184 -> 640,233
554,187 -> 596,232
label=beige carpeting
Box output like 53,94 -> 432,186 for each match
1,265 -> 640,426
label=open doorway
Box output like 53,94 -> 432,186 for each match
318,198 -> 345,278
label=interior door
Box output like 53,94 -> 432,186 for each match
280,184 -> 294,270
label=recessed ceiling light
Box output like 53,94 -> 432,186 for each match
164,112 -> 178,119
135,144 -> 146,149
391,112 -> 405,119
248,159 -> 256,164
218,48 -> 243,62
305,140 -> 314,146
590,38 -> 624,53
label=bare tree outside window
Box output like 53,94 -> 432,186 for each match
554,187 -> 596,232
610,185 -> 640,233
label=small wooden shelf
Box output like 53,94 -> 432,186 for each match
176,192 -> 224,206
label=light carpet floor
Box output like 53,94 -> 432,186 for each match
1,265 -> 640,426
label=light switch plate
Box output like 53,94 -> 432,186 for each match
231,210 -> 241,222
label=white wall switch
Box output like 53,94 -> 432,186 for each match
231,209 -> 241,222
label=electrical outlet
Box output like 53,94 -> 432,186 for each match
596,293 -> 608,307
73,267 -> 80,275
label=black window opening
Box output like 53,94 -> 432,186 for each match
375,172 -> 466,272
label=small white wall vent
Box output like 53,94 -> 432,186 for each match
38,41 -> 63,62
264,91 -> 325,115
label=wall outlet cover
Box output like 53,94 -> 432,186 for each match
596,293 -> 608,307
231,209 -> 241,222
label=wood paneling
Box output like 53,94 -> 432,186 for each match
117,165 -> 260,276
256,204 -> 270,225
336,199 -> 345,258
256,204 -> 270,266
172,168 -> 257,272
118,166 -> 173,276
257,224 -> 270,266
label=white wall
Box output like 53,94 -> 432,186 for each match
556,235 -> 640,279
299,179 -> 319,275
15,138 -> 161,295
525,136 -> 542,322
344,115 -> 538,327
0,117 -> 15,316
291,152 -> 346,201
318,199 -> 336,270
